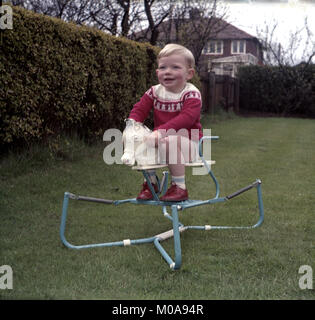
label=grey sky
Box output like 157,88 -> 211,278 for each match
223,0 -> 315,61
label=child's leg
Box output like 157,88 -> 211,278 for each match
168,135 -> 187,190
169,164 -> 185,189
160,134 -> 197,190
159,134 -> 197,201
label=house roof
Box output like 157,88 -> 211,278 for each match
131,17 -> 259,43
212,20 -> 257,40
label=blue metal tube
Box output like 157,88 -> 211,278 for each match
60,192 -> 158,249
160,171 -> 169,196
171,205 -> 182,270
162,206 -> 185,228
181,197 -> 226,210
62,240 -> 125,250
142,170 -> 160,201
198,136 -> 220,199
186,181 -> 264,230
186,226 -> 209,230
60,192 -> 72,248
209,170 -> 220,199
61,238 -> 157,250
60,159 -> 264,270
255,181 -> 265,228
162,206 -> 172,219
153,238 -> 174,268
130,237 -> 157,245
153,206 -> 184,270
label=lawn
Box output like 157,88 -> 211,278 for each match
0,114 -> 314,300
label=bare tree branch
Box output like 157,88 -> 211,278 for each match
256,18 -> 315,66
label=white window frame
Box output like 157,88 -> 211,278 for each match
231,40 -> 246,54
203,40 -> 224,55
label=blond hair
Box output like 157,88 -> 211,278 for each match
158,44 -> 195,68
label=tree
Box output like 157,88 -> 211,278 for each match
255,18 -> 315,116
125,0 -> 175,45
87,0 -> 143,37
11,0 -> 94,22
9,0 -> 144,35
256,17 -> 315,66
130,0 -> 230,72
168,0 -> 229,72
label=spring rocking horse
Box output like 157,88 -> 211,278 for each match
60,119 -> 264,270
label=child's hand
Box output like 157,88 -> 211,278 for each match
144,131 -> 161,147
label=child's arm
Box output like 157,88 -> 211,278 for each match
128,89 -> 154,123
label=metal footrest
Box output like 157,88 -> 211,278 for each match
60,178 -> 264,270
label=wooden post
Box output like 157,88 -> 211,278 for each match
234,78 -> 240,113
223,75 -> 229,111
209,72 -> 216,115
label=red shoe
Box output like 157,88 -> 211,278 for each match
136,182 -> 159,200
160,184 -> 188,202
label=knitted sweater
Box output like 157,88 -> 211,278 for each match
129,83 -> 202,140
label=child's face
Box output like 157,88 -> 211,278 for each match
156,54 -> 195,93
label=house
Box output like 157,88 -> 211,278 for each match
131,15 -> 263,77
200,20 -> 264,77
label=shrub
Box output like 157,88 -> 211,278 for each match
0,6 -> 159,151
238,64 -> 315,117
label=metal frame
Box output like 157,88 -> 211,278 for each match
60,136 -> 264,270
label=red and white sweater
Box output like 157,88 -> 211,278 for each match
129,83 -> 203,140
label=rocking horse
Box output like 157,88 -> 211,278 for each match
60,119 -> 264,270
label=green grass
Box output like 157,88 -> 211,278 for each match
1,115 -> 314,300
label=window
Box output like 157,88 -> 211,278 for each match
203,40 -> 223,55
231,40 -> 246,54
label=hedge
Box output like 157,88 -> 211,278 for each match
0,6 -> 201,152
0,6 -> 159,150
238,64 -> 315,117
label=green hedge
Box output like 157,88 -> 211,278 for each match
0,6 -> 159,151
0,6 -> 201,152
238,65 -> 315,117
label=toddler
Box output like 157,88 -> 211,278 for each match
128,44 -> 202,201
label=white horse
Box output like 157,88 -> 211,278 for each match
121,119 -> 159,166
